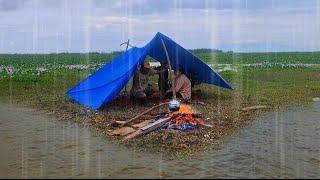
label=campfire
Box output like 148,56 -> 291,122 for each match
170,104 -> 204,123
168,104 -> 205,130
110,103 -> 212,140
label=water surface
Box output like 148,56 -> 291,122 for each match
0,102 -> 319,178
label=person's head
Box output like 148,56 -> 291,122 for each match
140,61 -> 151,74
174,66 -> 184,76
160,62 -> 168,67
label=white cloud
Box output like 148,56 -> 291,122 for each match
85,16 -> 140,30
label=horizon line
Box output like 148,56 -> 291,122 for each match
1,50 -> 320,55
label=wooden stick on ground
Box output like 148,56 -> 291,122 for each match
123,117 -> 172,140
241,105 -> 270,111
190,101 -> 206,105
120,102 -> 168,127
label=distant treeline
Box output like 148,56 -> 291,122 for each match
188,48 -> 225,54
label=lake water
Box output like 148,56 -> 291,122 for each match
0,101 -> 319,178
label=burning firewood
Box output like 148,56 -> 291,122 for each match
118,103 -> 213,140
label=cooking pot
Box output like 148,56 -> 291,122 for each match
168,99 -> 180,111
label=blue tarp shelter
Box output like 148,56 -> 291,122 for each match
67,32 -> 233,109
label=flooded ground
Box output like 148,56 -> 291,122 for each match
0,101 -> 319,178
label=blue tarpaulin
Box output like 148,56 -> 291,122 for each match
67,32 -> 233,109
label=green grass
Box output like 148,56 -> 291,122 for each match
1,65 -> 319,109
0,51 -> 319,108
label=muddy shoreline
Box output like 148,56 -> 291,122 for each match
0,93 -> 272,157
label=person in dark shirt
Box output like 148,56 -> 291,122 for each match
130,61 -> 168,105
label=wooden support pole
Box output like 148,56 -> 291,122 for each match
121,39 -> 130,94
160,39 -> 176,100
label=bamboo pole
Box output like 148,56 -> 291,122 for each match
160,39 -> 176,99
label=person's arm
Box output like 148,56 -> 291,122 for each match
167,76 -> 183,93
173,76 -> 183,93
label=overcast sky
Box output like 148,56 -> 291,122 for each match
0,0 -> 320,53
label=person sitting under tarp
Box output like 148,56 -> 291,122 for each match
155,62 -> 169,98
130,61 -> 168,104
165,67 -> 191,101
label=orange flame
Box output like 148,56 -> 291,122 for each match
170,104 -> 193,115
169,104 -> 204,126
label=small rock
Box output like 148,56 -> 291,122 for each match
312,97 -> 320,102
